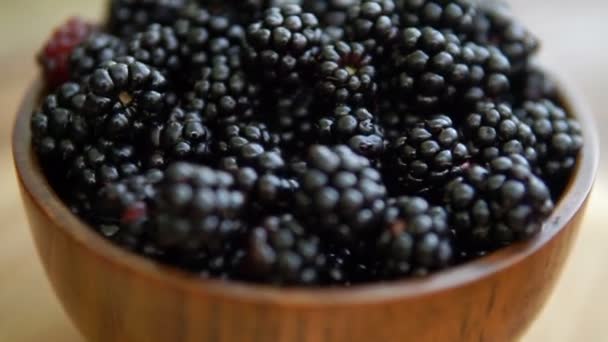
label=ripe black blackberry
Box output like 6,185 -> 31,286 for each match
397,0 -> 477,36
345,0 -> 400,55
295,145 -> 388,242
462,101 -> 537,164
84,56 -> 171,129
67,139 -> 142,193
92,169 -> 164,250
384,114 -> 469,193
376,196 -> 453,277
244,4 -> 322,85
215,121 -> 282,172
185,51 -> 261,124
389,27 -> 512,113
107,0 -> 186,38
471,1 -> 539,72
244,214 -> 326,285
147,107 -> 213,165
128,24 -> 182,79
516,100 -> 583,183
317,105 -> 385,158
314,41 -> 377,106
69,33 -> 126,81
445,155 -> 554,248
151,162 -> 246,256
174,3 -> 245,77
31,82 -> 89,164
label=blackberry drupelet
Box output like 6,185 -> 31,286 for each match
108,0 -> 186,38
185,51 -> 260,124
384,114 -> 469,193
376,196 -> 453,277
317,105 -> 385,158
93,169 -> 164,250
244,4 -> 322,85
68,139 -> 141,193
147,107 -> 213,165
151,162 -> 246,256
128,24 -> 182,79
398,0 -> 477,36
345,0 -> 399,55
31,82 -> 89,164
462,101 -> 537,163
174,3 -> 245,77
389,27 -> 512,113
244,214 -> 326,285
516,100 -> 583,182
83,56 -> 172,141
445,154 -> 554,248
38,17 -> 95,88
295,145 -> 387,242
69,33 -> 126,81
472,1 -> 539,72
314,41 -> 377,106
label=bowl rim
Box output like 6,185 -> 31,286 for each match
13,72 -> 599,307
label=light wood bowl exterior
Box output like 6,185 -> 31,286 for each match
13,78 -> 598,342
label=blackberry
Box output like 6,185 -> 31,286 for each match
317,105 -> 385,158
147,107 -> 213,165
68,139 -> 141,193
345,0 -> 399,55
445,155 -> 554,248
128,24 -> 182,79
462,101 -> 537,163
151,162 -> 246,256
304,0 -> 358,26
174,3 -> 245,76
384,114 -> 469,193
398,0 -> 477,36
185,52 -> 260,124
515,100 -> 583,182
31,82 -> 89,164
38,17 -> 95,88
244,4 -> 322,85
244,214 -> 325,285
93,169 -> 164,249
376,196 -> 453,277
83,56 -> 171,138
108,0 -> 187,38
472,1 -> 539,71
314,41 -> 377,106
69,33 -> 126,81
215,121 -> 283,173
295,145 -> 387,241
390,27 -> 512,113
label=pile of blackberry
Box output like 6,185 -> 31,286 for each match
32,0 -> 582,286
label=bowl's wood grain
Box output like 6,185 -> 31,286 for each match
13,77 -> 598,342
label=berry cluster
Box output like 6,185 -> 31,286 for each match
33,0 -> 582,286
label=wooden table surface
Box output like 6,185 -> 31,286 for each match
1,1 -> 607,341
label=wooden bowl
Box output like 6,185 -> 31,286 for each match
13,77 -> 598,342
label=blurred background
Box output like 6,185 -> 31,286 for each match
0,1 -> 607,341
